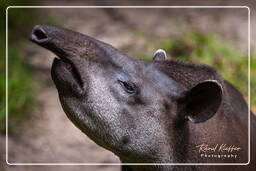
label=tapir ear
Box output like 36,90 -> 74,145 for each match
178,80 -> 223,123
153,49 -> 167,61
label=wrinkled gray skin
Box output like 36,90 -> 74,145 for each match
30,25 -> 256,171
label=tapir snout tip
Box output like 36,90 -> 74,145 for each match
30,25 -> 49,44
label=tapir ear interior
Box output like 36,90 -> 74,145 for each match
153,49 -> 167,61
178,80 -> 223,123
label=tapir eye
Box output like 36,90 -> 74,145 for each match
118,80 -> 136,94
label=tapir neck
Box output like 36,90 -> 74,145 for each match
121,165 -> 196,171
120,123 -> 192,171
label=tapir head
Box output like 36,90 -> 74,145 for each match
30,25 -> 223,163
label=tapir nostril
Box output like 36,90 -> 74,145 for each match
34,29 -> 47,40
30,26 -> 48,43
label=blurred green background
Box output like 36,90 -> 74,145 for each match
0,3 -> 255,135
1,3 -> 36,133
0,1 -> 63,134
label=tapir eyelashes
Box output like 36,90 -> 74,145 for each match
118,80 -> 137,94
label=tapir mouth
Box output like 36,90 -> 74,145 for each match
52,56 -> 84,94
30,25 -> 85,96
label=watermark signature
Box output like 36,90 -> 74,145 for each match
196,143 -> 241,159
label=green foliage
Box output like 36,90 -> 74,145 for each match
0,4 -> 8,132
0,38 -> 5,132
163,32 -> 248,93
144,31 -> 254,106
0,3 -> 37,133
251,58 -> 256,107
6,45 -> 37,133
0,1 -> 62,133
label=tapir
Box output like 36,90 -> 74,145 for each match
30,25 -> 256,171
